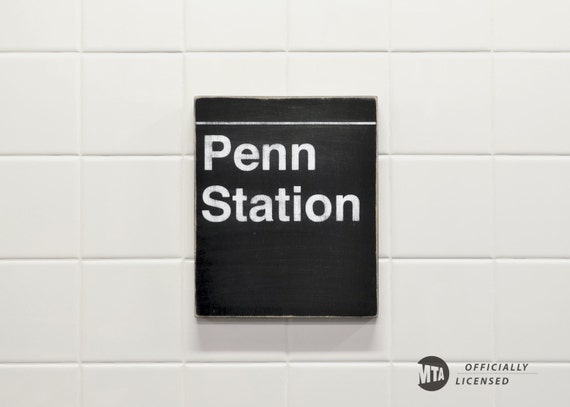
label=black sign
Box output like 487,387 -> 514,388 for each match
195,97 -> 377,317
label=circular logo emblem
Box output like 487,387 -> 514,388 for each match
418,356 -> 449,391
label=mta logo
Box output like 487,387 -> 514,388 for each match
418,356 -> 449,391
419,364 -> 445,383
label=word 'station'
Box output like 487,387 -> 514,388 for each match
195,97 -> 377,317
202,136 -> 360,223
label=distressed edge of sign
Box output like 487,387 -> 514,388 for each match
193,96 -> 379,319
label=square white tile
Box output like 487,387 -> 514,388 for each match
82,54 -> 183,155
391,0 -> 491,50
0,158 -> 79,258
287,260 -> 389,361
83,365 -> 183,407
183,158 -> 195,259
288,0 -> 389,51
494,54 -> 570,154
0,0 -> 78,50
186,0 -> 286,50
494,0 -> 570,50
0,261 -> 78,362
0,365 -> 79,407
184,53 -> 287,154
378,158 -> 390,258
184,261 -> 287,362
82,158 -> 181,258
496,364 -> 570,407
390,53 -> 492,154
287,53 -> 389,154
82,0 -> 183,51
0,55 -> 78,154
289,363 -> 390,407
391,157 -> 493,258
392,363 -> 493,407
82,261 -> 182,362
495,158 -> 570,257
495,260 -> 570,361
185,363 -> 287,407
391,260 -> 494,361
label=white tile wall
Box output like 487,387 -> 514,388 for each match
392,363 -> 494,407
82,0 -> 183,51
391,0 -> 491,50
494,0 -> 570,51
391,260 -> 494,361
495,158 -> 570,258
0,55 -> 79,154
0,262 -> 78,362
185,363 -> 287,407
2,0 -> 570,405
182,158 -> 195,259
186,0 -> 286,51
495,260 -> 570,361
390,53 -> 492,154
83,364 -> 183,407
378,158 -> 390,257
0,365 -> 79,407
288,0 -> 389,51
82,54 -> 183,155
495,364 -> 570,407
82,158 -> 182,258
289,363 -> 390,407
391,157 -> 493,258
0,0 -> 78,51
82,261 -> 182,362
494,54 -> 570,154
0,158 -> 79,258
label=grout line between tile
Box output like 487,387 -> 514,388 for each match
490,0 -> 498,369
285,349 -> 291,407
285,6 -> 291,407
181,2 -> 189,405
5,153 -> 570,158
8,359 -> 570,366
386,50 -> 393,363
5,49 -> 570,54
4,256 -> 570,262
491,4 -> 499,402
78,0 -> 84,405
491,129 -> 498,367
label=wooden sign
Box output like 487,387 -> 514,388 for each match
195,97 -> 377,317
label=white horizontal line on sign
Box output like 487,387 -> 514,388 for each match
196,121 -> 376,125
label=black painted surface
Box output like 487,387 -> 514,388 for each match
195,97 -> 377,317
